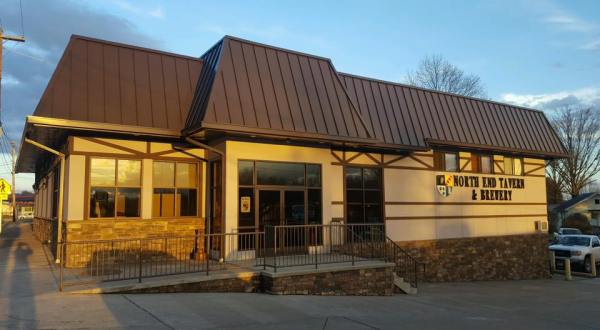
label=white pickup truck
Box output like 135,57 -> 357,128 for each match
549,235 -> 600,273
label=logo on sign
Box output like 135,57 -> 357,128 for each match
436,174 -> 453,197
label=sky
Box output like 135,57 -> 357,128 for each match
0,0 -> 599,192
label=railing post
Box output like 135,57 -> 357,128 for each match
206,234 -> 211,276
138,239 -> 142,283
549,251 -> 556,273
274,227 -> 277,273
350,227 -> 355,266
591,254 -> 597,277
314,226 -> 318,269
59,241 -> 64,291
564,258 -> 572,281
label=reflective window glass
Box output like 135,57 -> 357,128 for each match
238,161 -> 254,186
90,158 -> 115,186
116,188 -> 140,217
90,187 -> 115,218
306,164 -> 321,187
153,162 -> 175,187
444,153 -> 458,172
176,163 -> 197,187
256,162 -> 304,186
117,160 -> 141,186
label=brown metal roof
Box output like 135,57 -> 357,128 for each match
340,73 -> 567,157
184,36 -> 375,144
34,35 -> 203,131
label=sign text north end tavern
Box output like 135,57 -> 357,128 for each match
451,175 -> 525,201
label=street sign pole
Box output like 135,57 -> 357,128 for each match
0,178 -> 12,235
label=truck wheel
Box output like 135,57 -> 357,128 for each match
585,256 -> 592,273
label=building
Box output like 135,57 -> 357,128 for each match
551,192 -> 600,228
16,35 -> 566,283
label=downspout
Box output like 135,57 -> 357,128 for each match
185,137 -> 226,237
24,138 -> 65,263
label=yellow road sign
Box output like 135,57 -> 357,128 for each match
0,178 -> 11,200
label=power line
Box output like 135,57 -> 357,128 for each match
18,0 -> 25,37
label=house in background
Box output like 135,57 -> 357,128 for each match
552,192 -> 600,228
16,35 -> 567,284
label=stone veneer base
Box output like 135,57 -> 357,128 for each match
395,233 -> 551,282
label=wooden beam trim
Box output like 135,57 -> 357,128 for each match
386,213 -> 547,220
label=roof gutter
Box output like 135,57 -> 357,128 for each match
24,138 -> 65,265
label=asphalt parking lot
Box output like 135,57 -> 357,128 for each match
3,221 -> 600,329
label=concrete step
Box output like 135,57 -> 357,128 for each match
393,273 -> 417,295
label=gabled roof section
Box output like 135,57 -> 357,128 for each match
184,36 -> 375,144
340,73 -> 568,158
34,35 -> 203,131
554,193 -> 600,212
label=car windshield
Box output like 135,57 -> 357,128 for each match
560,236 -> 590,246
562,229 -> 581,235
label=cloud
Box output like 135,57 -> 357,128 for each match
109,0 -> 165,19
500,86 -> 600,110
543,14 -> 596,32
581,39 -> 600,52
1,0 -> 157,190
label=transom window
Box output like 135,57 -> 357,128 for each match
152,162 -> 198,217
345,167 -> 383,223
89,158 -> 141,218
434,151 -> 459,172
472,154 -> 493,174
503,156 -> 523,176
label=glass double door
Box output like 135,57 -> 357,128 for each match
259,189 -> 306,254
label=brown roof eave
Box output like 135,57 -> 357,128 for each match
191,122 -> 382,146
425,138 -> 569,159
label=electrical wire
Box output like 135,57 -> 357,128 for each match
18,0 -> 25,37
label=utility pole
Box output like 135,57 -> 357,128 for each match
0,27 -> 25,227
11,141 -> 16,221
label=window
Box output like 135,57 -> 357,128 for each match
52,168 -> 60,218
434,151 -> 459,172
90,158 -> 141,218
595,199 -> 599,205
346,167 -> 383,223
471,154 -> 493,174
152,161 -> 198,217
504,156 -> 523,175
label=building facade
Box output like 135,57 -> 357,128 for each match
17,35 -> 566,282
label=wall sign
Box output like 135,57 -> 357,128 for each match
436,174 -> 525,201
240,196 -> 251,213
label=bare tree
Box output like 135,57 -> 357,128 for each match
405,54 -> 486,98
547,106 -> 600,198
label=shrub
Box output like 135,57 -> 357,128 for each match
564,213 -> 592,234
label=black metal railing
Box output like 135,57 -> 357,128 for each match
262,223 -> 388,271
59,230 -> 264,291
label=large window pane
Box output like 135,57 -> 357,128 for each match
363,168 -> 381,189
284,190 -> 305,225
238,161 -> 254,186
256,162 -> 304,186
347,190 -> 363,203
178,189 -> 197,216
444,153 -> 458,172
116,188 -> 140,217
176,163 -> 197,187
90,187 -> 115,218
238,188 -> 254,227
345,167 -> 362,188
117,160 -> 141,186
365,204 -> 382,223
90,158 -> 115,186
365,190 -> 381,204
306,164 -> 321,187
347,205 -> 364,224
153,162 -> 175,187
307,189 -> 322,225
153,188 -> 175,217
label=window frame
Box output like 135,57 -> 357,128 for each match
152,160 -> 200,218
472,154 -> 494,174
237,159 -> 323,231
344,166 -> 384,224
434,151 -> 460,172
87,157 -> 142,220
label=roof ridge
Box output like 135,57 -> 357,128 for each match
338,71 -> 547,115
71,35 -> 202,62
223,35 -> 332,62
